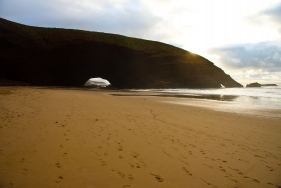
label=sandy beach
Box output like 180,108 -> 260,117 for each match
0,87 -> 280,188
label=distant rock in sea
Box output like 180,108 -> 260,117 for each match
246,82 -> 261,87
246,82 -> 278,87
261,84 -> 277,86
0,18 -> 243,89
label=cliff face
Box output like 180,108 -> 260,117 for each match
0,18 -> 242,88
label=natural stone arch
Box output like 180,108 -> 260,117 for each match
84,77 -> 111,87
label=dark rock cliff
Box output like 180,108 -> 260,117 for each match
0,18 -> 242,88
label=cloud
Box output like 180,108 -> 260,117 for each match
1,0 -> 280,47
264,3 -> 281,34
207,42 -> 281,84
209,42 -> 281,71
212,3 -> 281,69
0,0 -> 161,38
246,3 -> 281,35
205,3 -> 281,84
263,3 -> 281,25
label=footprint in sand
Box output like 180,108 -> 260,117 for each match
140,160 -> 147,167
180,155 -> 187,159
118,171 -> 125,178
128,174 -> 134,181
225,175 -> 238,182
99,159 -> 107,166
244,176 -> 260,184
200,178 -> 215,187
266,166 -> 275,172
131,152 -> 139,158
219,166 -> 226,172
162,151 -> 173,158
203,164 -> 213,169
254,155 -> 265,158
55,162 -> 61,168
21,168 -> 28,174
179,158 -> 189,166
267,182 -> 281,187
151,174 -> 164,182
252,179 -> 260,183
228,166 -> 244,176
200,149 -> 206,154
112,170 -> 126,178
117,143 -> 123,151
182,167 -> 192,176
55,176 -> 63,183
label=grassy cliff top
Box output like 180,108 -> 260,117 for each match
0,17 -> 188,54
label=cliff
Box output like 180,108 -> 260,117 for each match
0,18 -> 242,88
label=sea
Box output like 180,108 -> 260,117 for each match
131,85 -> 281,118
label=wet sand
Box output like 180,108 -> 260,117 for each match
0,87 -> 281,188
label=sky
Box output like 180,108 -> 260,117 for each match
0,0 -> 280,85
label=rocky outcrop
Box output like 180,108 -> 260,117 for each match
246,83 -> 278,87
246,82 -> 261,87
261,84 -> 277,86
0,18 -> 242,88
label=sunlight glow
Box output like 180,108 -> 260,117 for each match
142,0 -> 281,54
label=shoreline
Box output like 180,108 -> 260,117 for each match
0,87 -> 280,188
110,91 -> 281,119
3,85 -> 280,114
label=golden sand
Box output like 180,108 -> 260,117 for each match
0,87 -> 280,188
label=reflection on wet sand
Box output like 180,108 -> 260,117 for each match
111,93 -> 239,101
111,92 -> 281,118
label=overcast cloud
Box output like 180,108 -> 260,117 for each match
207,3 -> 281,84
0,0 -> 161,38
261,3 -> 281,34
209,43 -> 281,71
0,0 -> 280,84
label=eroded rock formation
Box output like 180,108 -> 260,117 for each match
0,18 -> 242,88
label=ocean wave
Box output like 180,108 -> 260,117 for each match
132,86 -> 281,99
